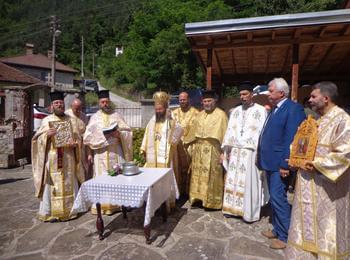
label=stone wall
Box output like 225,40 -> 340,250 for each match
0,89 -> 31,168
0,126 -> 13,168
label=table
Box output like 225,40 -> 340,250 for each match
70,167 -> 179,243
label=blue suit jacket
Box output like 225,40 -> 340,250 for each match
257,99 -> 306,171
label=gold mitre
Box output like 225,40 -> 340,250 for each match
153,91 -> 169,106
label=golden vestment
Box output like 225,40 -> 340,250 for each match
286,106 -> 350,259
32,114 -> 85,221
140,115 -> 183,184
83,109 -> 133,214
188,107 -> 228,209
172,106 -> 198,194
65,108 -> 88,179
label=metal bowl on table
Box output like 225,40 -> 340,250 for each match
122,162 -> 141,176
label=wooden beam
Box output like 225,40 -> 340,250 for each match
213,50 -> 222,79
291,44 -> 299,101
314,44 -> 335,73
265,47 -> 271,74
341,24 -> 350,36
300,45 -> 314,70
227,34 -> 232,43
193,51 -> 206,74
206,48 -> 213,90
294,28 -> 302,39
247,48 -> 253,74
221,73 -> 350,84
271,31 -> 276,41
191,35 -> 350,51
318,26 -> 327,38
331,48 -> 350,74
247,32 -> 253,41
282,46 -> 291,74
231,49 -> 236,74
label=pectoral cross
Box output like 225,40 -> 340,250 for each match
240,128 -> 244,136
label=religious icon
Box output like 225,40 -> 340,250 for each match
49,120 -> 74,148
289,115 -> 318,168
296,137 -> 309,156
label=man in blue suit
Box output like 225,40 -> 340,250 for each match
257,78 -> 306,249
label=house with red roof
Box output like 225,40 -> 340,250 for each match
0,43 -> 78,90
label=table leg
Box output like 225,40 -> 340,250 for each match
122,206 -> 127,219
144,224 -> 151,244
96,203 -> 104,240
161,201 -> 167,222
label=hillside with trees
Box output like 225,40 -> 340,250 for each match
0,0 -> 343,97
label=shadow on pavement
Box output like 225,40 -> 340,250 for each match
101,197 -> 189,246
0,177 -> 29,185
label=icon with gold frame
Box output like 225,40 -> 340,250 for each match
49,120 -> 74,148
289,115 -> 318,168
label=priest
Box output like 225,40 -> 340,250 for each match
285,81 -> 350,259
221,82 -> 269,221
171,91 -> 198,195
140,91 -> 183,190
187,90 -> 228,209
32,91 -> 85,222
83,90 -> 133,215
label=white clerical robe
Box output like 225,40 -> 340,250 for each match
222,103 -> 269,222
83,109 -> 132,215
140,116 -> 183,171
83,110 -> 132,177
286,106 -> 350,259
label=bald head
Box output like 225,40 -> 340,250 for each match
179,91 -> 190,111
71,99 -> 82,117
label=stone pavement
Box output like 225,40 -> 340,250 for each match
0,165 -> 284,260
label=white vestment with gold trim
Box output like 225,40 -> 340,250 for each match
286,106 -> 350,259
222,103 -> 269,222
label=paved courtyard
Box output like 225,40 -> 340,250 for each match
0,165 -> 285,260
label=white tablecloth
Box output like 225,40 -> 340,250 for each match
70,168 -> 179,226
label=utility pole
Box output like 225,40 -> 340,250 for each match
50,15 -> 60,89
81,36 -> 84,78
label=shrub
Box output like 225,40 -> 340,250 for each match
132,128 -> 146,166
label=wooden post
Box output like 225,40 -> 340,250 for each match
291,44 -> 299,102
206,48 -> 212,90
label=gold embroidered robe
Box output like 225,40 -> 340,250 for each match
32,114 -> 85,221
65,108 -> 88,180
140,116 -> 183,186
83,109 -> 133,214
188,107 -> 228,209
286,106 -> 350,259
172,106 -> 198,194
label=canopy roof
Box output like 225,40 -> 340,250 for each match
185,9 -> 350,87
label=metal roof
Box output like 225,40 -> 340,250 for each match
186,9 -> 350,35
185,9 -> 350,90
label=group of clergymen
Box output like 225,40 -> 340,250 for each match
32,78 -> 350,259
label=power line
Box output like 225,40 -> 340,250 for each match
0,0 -> 139,43
0,0 -> 138,34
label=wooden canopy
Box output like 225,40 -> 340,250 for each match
185,9 -> 350,100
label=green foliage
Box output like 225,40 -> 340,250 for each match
0,0 -> 343,97
113,0 -> 233,95
132,128 -> 146,166
224,86 -> 240,98
85,92 -> 98,106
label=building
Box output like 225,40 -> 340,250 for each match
0,43 -> 78,91
0,61 -> 51,168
